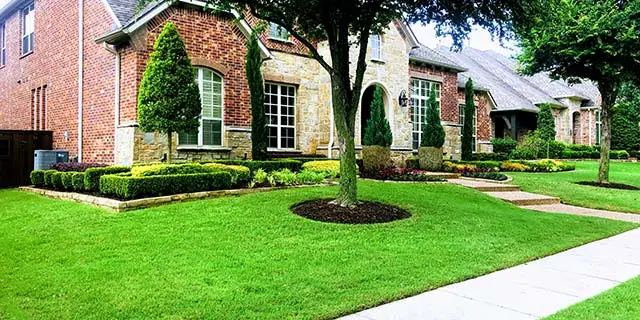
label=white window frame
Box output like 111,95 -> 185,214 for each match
459,104 -> 477,152
21,3 -> 35,55
1,23 -> 6,66
265,82 -> 297,150
179,68 -> 224,147
370,34 -> 382,60
269,23 -> 290,42
595,110 -> 602,144
411,78 -> 441,149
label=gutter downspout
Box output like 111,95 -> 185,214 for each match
77,0 -> 84,162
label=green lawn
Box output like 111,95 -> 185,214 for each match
510,161 -> 640,214
546,276 -> 640,320
0,181 -> 635,319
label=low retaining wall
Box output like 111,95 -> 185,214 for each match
20,184 -> 336,212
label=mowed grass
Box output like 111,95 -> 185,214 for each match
546,276 -> 640,320
510,161 -> 640,214
0,181 -> 635,319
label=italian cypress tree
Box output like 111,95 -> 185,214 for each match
461,78 -> 475,160
421,88 -> 445,148
137,22 -> 201,164
535,103 -> 556,159
363,87 -> 393,146
246,33 -> 269,160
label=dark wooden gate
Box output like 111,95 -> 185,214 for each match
0,130 -> 53,188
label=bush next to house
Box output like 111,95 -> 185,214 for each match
50,162 -> 108,172
84,166 -> 131,192
43,170 -> 57,188
491,138 -> 517,154
61,172 -> 75,190
472,152 -> 510,161
71,172 -> 85,192
51,172 -> 65,190
443,159 -> 574,173
461,78 -> 476,161
211,159 -> 303,174
30,170 -> 46,187
246,32 -> 269,161
301,160 -> 341,178
203,163 -> 251,186
368,168 -> 445,182
100,172 -> 233,200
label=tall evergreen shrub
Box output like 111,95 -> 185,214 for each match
246,33 -> 269,160
421,88 -> 445,148
461,78 -> 476,160
363,86 -> 393,146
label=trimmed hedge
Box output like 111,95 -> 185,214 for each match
71,172 -> 85,192
61,172 -> 74,190
84,166 -> 131,192
51,172 -> 65,189
203,163 -> 251,186
132,163 -> 210,177
100,172 -> 233,200
302,160 -> 341,178
472,152 -> 509,161
208,159 -> 303,173
30,170 -> 46,187
491,138 -> 517,154
43,170 -> 57,188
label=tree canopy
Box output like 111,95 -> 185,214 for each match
516,0 -> 640,183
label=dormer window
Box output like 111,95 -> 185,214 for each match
269,23 -> 290,41
370,34 -> 382,60
21,3 -> 35,55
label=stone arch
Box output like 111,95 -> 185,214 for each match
191,57 -> 229,76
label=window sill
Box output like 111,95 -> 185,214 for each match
269,37 -> 294,44
20,51 -> 34,59
177,146 -> 231,152
268,148 -> 301,153
371,58 -> 386,64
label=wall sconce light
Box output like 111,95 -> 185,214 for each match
398,90 -> 409,107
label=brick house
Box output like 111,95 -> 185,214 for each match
0,0 -> 601,165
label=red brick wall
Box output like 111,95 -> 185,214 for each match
0,0 -> 81,157
457,89 -> 492,141
408,63 -> 459,123
119,7 -> 251,127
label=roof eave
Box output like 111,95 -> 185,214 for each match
0,0 -> 27,21
409,56 -> 468,72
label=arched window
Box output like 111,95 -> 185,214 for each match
179,68 -> 223,147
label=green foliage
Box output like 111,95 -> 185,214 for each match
71,172 -> 85,192
100,172 -> 233,200
296,169 -> 326,185
510,133 -> 565,159
461,78 -> 475,160
246,33 -> 269,160
271,169 -> 297,186
462,171 -> 508,181
421,88 -> 445,148
491,138 -> 517,154
84,166 -> 131,192
363,87 -> 392,147
43,170 -> 56,188
301,160 -> 340,178
209,159 -> 302,174
536,104 -> 556,142
611,107 -> 640,153
61,172 -> 75,191
30,170 -> 46,187
51,172 -> 64,190
131,163 -> 212,177
203,163 -> 251,186
252,169 -> 268,185
471,153 -> 510,161
137,22 -> 201,163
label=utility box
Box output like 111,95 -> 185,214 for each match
34,150 -> 69,170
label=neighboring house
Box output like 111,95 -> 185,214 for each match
435,47 -> 602,145
0,0 -> 601,166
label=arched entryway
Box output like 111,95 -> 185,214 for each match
572,111 -> 581,144
360,84 -> 389,142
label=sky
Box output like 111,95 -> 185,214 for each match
0,0 -> 6,10
410,23 -> 519,56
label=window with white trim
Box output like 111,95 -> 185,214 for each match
1,23 -> 6,66
265,83 -> 296,149
411,78 -> 441,149
459,104 -> 477,152
595,110 -> 602,144
21,3 -> 34,55
269,23 -> 290,41
179,68 -> 223,147
370,34 -> 382,60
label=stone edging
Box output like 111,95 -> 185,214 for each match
457,175 -> 514,184
359,178 -> 450,184
19,183 -> 336,212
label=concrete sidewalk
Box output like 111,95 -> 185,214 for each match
339,228 -> 640,320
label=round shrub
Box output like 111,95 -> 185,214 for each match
43,170 -> 57,188
51,172 -> 65,190
302,160 -> 341,178
30,170 -> 46,187
491,138 -> 517,154
71,172 -> 85,192
61,172 -> 75,190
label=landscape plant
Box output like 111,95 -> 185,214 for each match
246,32 -> 269,160
362,86 -> 393,174
461,78 -> 475,161
516,0 -> 640,183
137,22 -> 202,164
419,88 -> 446,171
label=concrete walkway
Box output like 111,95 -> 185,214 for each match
339,228 -> 640,320
448,178 -> 640,223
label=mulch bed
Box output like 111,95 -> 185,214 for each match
575,181 -> 640,190
291,199 -> 411,224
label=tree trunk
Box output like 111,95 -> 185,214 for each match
167,131 -> 173,164
331,78 -> 359,207
597,82 -> 618,183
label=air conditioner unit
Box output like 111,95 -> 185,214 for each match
34,150 -> 69,170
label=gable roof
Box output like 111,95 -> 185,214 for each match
435,46 -> 601,113
104,0 -> 138,25
409,45 -> 467,72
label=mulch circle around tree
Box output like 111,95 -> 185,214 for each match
575,181 -> 640,191
291,199 -> 411,224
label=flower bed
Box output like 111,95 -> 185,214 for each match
462,171 -> 509,181
365,168 -> 445,182
443,159 -> 575,173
